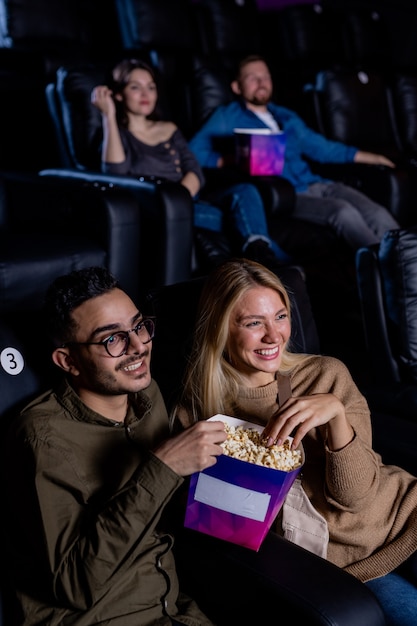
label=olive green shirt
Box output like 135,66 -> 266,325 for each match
4,377 -> 213,625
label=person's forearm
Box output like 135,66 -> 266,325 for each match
326,414 -> 354,451
101,116 -> 126,164
354,150 -> 395,168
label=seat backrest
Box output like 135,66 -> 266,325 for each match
337,7 -> 391,71
46,64 -> 111,171
0,308 -> 58,623
262,3 -> 344,73
0,0 -> 121,78
263,4 -> 390,75
0,52 -> 58,172
0,311 -> 57,428
0,170 -> 143,308
188,56 -> 235,136
378,228 -> 417,385
356,227 -> 417,423
0,0 -> 122,171
115,0 -> 198,54
190,0 -> 307,115
391,71 -> 417,159
192,0 -> 263,70
357,227 -> 417,388
312,69 -> 402,159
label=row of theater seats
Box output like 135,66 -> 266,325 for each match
0,0 -> 404,77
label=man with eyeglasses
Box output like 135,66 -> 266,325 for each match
3,266 -> 225,626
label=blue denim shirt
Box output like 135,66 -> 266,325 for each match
189,100 -> 358,192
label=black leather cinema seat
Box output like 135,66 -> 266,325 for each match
391,71 -> 417,163
356,227 -> 417,475
41,64 -> 195,292
0,0 -> 121,78
310,68 -> 414,225
0,170 -> 141,309
0,0 -> 123,172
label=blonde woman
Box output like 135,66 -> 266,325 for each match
172,258 -> 417,626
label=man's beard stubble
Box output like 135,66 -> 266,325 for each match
247,90 -> 272,107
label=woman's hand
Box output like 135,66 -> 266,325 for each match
263,393 -> 354,451
91,85 -> 116,118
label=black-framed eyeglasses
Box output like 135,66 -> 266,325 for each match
63,317 -> 155,358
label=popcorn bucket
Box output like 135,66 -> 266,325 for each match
234,128 -> 286,176
184,415 -> 304,551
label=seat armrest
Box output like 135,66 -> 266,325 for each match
249,174 -> 295,218
201,166 -> 295,217
174,528 -> 386,625
309,161 -> 411,225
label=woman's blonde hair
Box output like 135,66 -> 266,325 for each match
175,258 -> 310,423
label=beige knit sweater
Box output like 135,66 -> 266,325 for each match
227,354 -> 417,583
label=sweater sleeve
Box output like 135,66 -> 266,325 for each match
324,430 -> 382,511
318,359 -> 382,512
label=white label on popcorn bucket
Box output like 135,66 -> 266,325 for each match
184,414 -> 304,551
194,472 -> 271,522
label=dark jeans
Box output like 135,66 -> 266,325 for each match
365,563 -> 417,626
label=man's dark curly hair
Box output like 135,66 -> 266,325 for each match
43,266 -> 120,347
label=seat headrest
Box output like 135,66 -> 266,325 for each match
191,57 -> 234,132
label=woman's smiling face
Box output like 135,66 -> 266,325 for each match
226,286 -> 290,387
